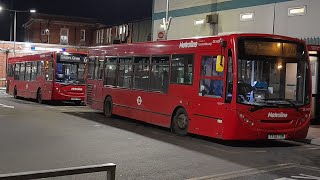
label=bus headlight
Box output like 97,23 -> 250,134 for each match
299,114 -> 309,123
55,87 -> 60,93
238,113 -> 254,126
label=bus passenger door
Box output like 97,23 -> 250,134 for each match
192,53 -> 226,138
43,60 -> 53,100
95,59 -> 105,103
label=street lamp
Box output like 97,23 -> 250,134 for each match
0,5 -> 36,56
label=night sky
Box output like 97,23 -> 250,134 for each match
0,0 -> 153,41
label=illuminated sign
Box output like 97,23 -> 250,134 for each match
243,41 -> 298,58
57,54 -> 87,63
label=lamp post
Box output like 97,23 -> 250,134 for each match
0,6 -> 36,56
160,0 -> 172,40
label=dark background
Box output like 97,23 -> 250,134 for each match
0,0 -> 153,41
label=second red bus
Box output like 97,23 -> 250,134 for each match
7,52 -> 87,104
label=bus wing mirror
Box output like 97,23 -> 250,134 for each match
216,55 -> 224,73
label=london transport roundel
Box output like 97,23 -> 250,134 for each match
137,96 -> 142,105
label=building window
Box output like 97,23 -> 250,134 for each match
41,29 -> 46,35
60,28 -> 69,45
80,29 -> 86,41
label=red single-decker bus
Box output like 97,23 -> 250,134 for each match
7,52 -> 87,104
86,33 -> 311,140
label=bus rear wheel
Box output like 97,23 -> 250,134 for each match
172,108 -> 189,136
37,89 -> 43,104
104,97 -> 113,118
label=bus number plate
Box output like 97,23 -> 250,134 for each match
268,134 -> 286,140
71,98 -> 81,101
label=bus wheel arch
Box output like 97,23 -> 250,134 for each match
171,106 -> 189,136
104,95 -> 113,118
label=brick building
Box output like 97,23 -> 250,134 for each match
23,13 -> 102,46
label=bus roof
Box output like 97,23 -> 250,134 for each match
88,33 -> 305,57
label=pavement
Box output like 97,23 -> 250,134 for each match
298,125 -> 320,146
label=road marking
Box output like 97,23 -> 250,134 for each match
295,147 -> 320,151
0,103 -> 14,109
187,163 -> 296,180
276,173 -> 320,180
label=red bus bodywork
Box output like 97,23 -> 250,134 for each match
7,52 -> 86,103
86,33 -> 311,140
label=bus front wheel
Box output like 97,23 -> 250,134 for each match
172,108 -> 189,136
104,97 -> 113,118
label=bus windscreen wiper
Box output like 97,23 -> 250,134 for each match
249,104 -> 279,112
262,98 -> 300,112
60,83 -> 73,87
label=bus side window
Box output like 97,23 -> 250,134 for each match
45,61 -> 53,81
97,57 -> 104,80
199,56 -> 224,98
150,56 -> 170,93
94,58 -> 99,80
14,63 -> 20,80
25,62 -> 32,81
226,49 -> 233,103
118,57 -> 133,88
7,64 -> 14,77
133,56 -> 150,90
104,57 -> 118,86
31,62 -> 37,81
37,61 -> 44,76
19,63 -> 26,81
171,54 -> 194,85
88,57 -> 95,79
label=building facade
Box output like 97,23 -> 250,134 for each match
94,19 -> 152,46
152,0 -> 320,44
23,13 -> 101,46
